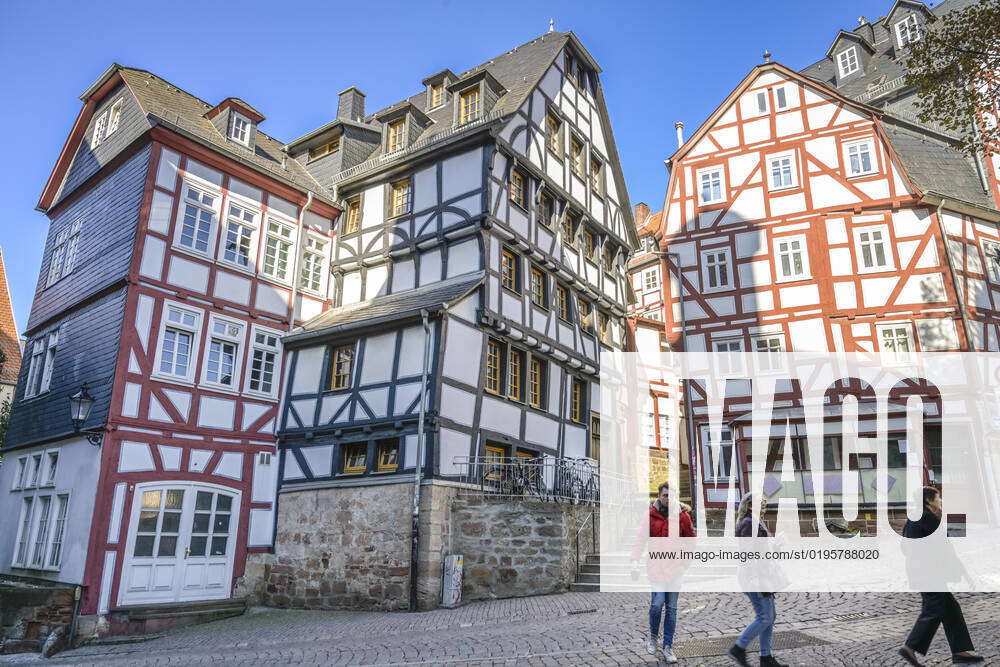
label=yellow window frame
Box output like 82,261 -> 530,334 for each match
343,442 -> 367,474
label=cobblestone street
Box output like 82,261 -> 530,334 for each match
6,592 -> 998,666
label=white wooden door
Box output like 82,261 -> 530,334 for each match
121,483 -> 239,606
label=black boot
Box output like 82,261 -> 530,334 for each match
760,655 -> 788,667
728,645 -> 750,667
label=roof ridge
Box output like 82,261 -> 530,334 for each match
364,31 -> 568,120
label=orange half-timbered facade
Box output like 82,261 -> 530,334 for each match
657,60 -> 1000,509
0,64 -> 339,620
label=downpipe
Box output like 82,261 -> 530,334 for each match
409,308 -> 434,611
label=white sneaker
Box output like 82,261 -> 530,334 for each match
645,637 -> 658,655
662,646 -> 678,663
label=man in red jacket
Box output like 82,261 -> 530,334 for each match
631,482 -> 695,663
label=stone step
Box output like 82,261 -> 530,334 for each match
111,598 -> 247,621
1,639 -> 43,655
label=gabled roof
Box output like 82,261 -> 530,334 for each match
881,0 -> 935,27
205,97 -> 266,123
285,271 -> 485,345
668,62 -> 882,166
308,31 -> 572,167
824,29 -> 875,59
0,248 -> 22,387
115,68 -> 330,202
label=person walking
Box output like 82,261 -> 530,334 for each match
728,492 -> 787,667
898,486 -> 983,666
631,481 -> 695,664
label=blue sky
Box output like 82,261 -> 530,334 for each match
0,0 -> 893,329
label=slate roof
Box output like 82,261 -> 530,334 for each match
0,248 -> 22,388
285,271 -> 485,344
309,31 -> 573,164
799,0 -> 980,102
882,118 -> 994,209
797,0 -> 996,212
114,67 -> 332,204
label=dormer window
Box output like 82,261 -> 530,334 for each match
430,83 -> 445,109
459,87 -> 481,124
387,119 -> 405,152
106,98 -> 124,137
895,14 -> 921,47
837,47 -> 859,78
229,112 -> 251,145
309,137 -> 340,160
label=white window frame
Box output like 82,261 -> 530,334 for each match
642,266 -> 660,292
983,239 -> 1000,283
42,450 -> 59,487
45,493 -> 69,570
838,46 -> 860,78
701,424 -> 736,482
895,14 -> 921,48
201,314 -> 246,391
753,334 -> 785,372
773,234 -> 810,281
843,138 -> 878,177
228,111 -> 251,145
105,98 -> 124,137
12,497 -> 34,567
766,151 -> 798,191
853,224 -> 895,273
774,86 -> 789,110
30,495 -> 53,569
45,220 -> 82,288
11,456 -> 28,490
697,166 -> 726,205
260,216 -> 296,285
298,233 -> 329,295
755,91 -> 768,115
153,302 -> 203,384
24,330 -> 58,399
712,337 -> 745,376
245,325 -> 283,398
876,322 -> 915,363
219,199 -> 260,271
174,181 -> 220,257
90,111 -> 108,149
700,247 -> 734,292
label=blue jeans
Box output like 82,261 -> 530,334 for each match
736,593 -> 776,656
649,591 -> 679,646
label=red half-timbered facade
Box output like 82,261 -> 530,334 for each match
655,60 -> 1000,510
2,64 -> 339,620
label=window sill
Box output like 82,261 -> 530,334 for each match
702,286 -> 735,295
171,244 -> 216,264
546,149 -> 563,162
767,184 -> 800,194
244,390 -> 279,402
846,171 -> 879,179
510,201 -> 529,214
500,286 -> 522,298
855,265 -> 897,276
557,316 -> 574,326
20,391 -> 51,404
774,275 -> 812,284
150,374 -> 197,388
697,201 -> 727,211
216,258 -> 257,277
530,301 -> 549,312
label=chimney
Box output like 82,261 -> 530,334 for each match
634,202 -> 650,225
674,121 -> 684,148
337,87 -> 366,122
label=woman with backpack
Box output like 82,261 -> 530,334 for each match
728,492 -> 787,667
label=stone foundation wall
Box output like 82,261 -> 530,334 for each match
0,582 -> 74,656
451,497 -> 597,601
239,481 -> 460,611
239,481 -> 595,611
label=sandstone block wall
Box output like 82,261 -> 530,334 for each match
451,497 -> 597,601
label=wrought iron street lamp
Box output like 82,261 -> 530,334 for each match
69,384 -> 104,447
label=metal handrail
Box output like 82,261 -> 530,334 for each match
855,75 -> 907,103
453,455 -> 621,505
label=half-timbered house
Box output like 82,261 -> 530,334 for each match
254,29 -> 637,609
0,65 -> 339,630
655,0 -> 1000,519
